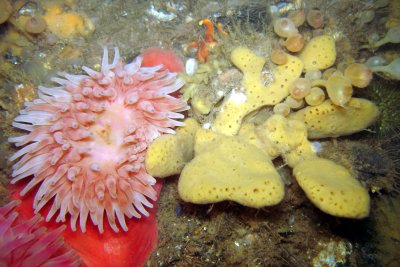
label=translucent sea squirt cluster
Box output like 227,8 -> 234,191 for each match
8,47 -> 188,233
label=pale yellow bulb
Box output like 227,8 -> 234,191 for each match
273,103 -> 291,116
284,95 -> 304,109
326,74 -> 353,107
274,18 -> 298,38
344,63 -> 373,88
289,78 -> 311,99
271,49 -> 288,65
305,87 -> 325,106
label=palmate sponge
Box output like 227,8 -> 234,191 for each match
178,131 -> 285,208
293,158 -> 370,218
289,98 -> 379,138
145,118 -> 200,178
212,46 -> 303,136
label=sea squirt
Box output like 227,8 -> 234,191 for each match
273,18 -> 298,38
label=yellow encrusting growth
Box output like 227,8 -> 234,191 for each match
293,158 -> 370,218
256,115 -> 317,167
289,98 -> 379,138
194,128 -> 228,155
299,35 -> 336,71
237,123 -> 273,156
178,136 -> 285,208
145,118 -> 200,178
212,46 -> 303,136
42,4 -> 94,38
192,95 -> 212,115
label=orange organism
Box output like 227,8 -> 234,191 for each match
189,19 -> 227,63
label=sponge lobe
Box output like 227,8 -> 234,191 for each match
293,158 -> 370,218
178,135 -> 285,208
145,118 -> 200,177
299,35 -> 336,71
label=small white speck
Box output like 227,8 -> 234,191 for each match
230,89 -> 247,104
185,58 -> 198,75
146,5 -> 177,21
202,122 -> 211,129
185,14 -> 193,23
311,141 -> 323,153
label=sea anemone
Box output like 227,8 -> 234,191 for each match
8,47 -> 188,233
0,200 -> 81,266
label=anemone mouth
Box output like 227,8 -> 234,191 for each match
8,47 -> 188,233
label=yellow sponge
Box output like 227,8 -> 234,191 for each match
299,35 -> 336,71
178,136 -> 285,208
293,158 -> 370,218
237,123 -> 274,156
192,95 -> 212,115
230,46 -> 266,76
212,46 -> 303,136
256,115 -> 316,167
288,98 -> 379,138
145,118 -> 200,178
193,128 -> 226,155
